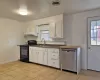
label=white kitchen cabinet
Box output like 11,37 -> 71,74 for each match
29,47 -> 44,64
48,49 -> 52,66
25,22 -> 38,36
49,20 -> 63,38
48,48 -> 60,68
51,60 -> 60,68
29,47 -> 38,63
29,47 -> 60,68
29,47 -> 33,62
33,51 -> 38,63
55,20 -> 63,38
49,23 -> 56,38
38,48 -> 44,64
43,49 -> 48,65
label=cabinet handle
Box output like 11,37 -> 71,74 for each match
55,24 -> 56,37
51,58 -> 57,60
37,52 -> 39,54
53,62 -> 55,64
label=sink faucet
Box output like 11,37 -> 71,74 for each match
41,38 -> 46,45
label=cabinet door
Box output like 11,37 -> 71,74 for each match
29,47 -> 38,63
33,50 -> 38,63
48,48 -> 54,66
38,50 -> 44,64
43,50 -> 48,65
51,60 -> 60,68
25,22 -> 38,36
48,48 -> 60,68
48,49 -> 52,66
55,20 -> 63,38
49,23 -> 56,38
29,47 -> 33,62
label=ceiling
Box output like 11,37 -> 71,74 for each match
0,0 -> 100,21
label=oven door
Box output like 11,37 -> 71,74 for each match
20,46 -> 29,62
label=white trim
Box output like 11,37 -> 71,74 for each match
37,25 -> 52,41
37,41 -> 65,45
87,16 -> 100,70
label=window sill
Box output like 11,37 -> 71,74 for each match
37,41 -> 66,45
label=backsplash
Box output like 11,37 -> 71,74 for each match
37,41 -> 66,45
24,35 -> 37,42
24,35 -> 66,45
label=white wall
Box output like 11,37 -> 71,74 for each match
22,8 -> 100,69
23,22 -> 37,42
24,14 -> 65,43
64,8 -> 100,69
0,18 -> 24,64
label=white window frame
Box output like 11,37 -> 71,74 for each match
37,24 -> 52,41
91,20 -> 100,45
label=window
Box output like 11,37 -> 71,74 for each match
37,25 -> 52,41
91,20 -> 100,45
40,30 -> 52,41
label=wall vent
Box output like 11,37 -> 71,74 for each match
52,0 -> 60,6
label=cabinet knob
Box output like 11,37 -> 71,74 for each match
88,47 -> 91,49
53,62 -> 55,64
51,58 -> 56,60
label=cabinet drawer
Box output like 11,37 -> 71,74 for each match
30,47 -> 38,50
51,53 -> 59,60
52,49 -> 59,53
51,60 -> 60,68
55,49 -> 59,53
48,48 -> 59,53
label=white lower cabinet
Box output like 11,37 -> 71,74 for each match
29,47 -> 38,63
38,48 -> 44,64
48,50 -> 52,66
48,48 -> 60,68
29,47 -> 33,62
33,51 -> 38,63
43,51 -> 48,65
51,60 -> 59,68
29,47 -> 60,68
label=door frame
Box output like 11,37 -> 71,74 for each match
87,16 -> 100,70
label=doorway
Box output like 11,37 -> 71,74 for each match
88,17 -> 100,71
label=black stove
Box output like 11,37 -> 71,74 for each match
19,40 -> 37,62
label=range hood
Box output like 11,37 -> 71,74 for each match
24,26 -> 38,36
24,32 -> 38,36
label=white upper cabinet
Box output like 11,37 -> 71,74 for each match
25,21 -> 38,36
49,20 -> 63,38
49,14 -> 63,38
49,23 -> 56,38
25,14 -> 63,38
55,20 -> 63,38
